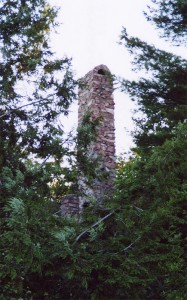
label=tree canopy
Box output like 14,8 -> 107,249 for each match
145,0 -> 187,43
0,0 -> 78,297
0,0 -> 186,299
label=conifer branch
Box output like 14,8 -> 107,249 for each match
74,211 -> 115,244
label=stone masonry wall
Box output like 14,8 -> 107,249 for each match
61,64 -> 116,216
78,64 -> 115,208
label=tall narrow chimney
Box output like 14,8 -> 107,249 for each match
78,65 -> 115,208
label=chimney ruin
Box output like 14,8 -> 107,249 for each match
61,65 -> 115,215
78,64 -> 115,208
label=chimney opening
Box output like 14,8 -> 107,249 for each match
97,69 -> 106,75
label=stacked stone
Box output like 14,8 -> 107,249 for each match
60,64 -> 116,216
60,194 -> 79,217
78,64 -> 115,206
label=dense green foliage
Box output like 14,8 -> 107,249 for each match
0,0 -> 78,298
77,111 -> 101,183
115,0 -> 187,297
120,30 -> 187,153
145,0 -> 187,43
0,0 -> 186,299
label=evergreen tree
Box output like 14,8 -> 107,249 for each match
120,33 -> 187,153
112,0 -> 187,297
0,0 -> 78,297
1,0 -> 186,299
145,0 -> 187,43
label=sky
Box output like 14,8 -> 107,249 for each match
49,0 -> 186,155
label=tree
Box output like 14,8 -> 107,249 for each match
114,123 -> 187,299
114,0 -> 187,298
1,0 -> 186,299
145,0 -> 187,43
120,30 -> 187,154
0,0 -> 78,298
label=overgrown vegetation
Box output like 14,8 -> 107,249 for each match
0,0 -> 186,299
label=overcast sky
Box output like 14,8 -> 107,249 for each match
49,0 -> 186,155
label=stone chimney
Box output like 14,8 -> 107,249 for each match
60,65 -> 116,216
78,64 -> 115,208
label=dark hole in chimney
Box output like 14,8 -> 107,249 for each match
98,69 -> 106,75
83,201 -> 89,208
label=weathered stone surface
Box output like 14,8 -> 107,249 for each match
60,194 -> 79,217
78,64 -> 116,209
60,65 -> 116,216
